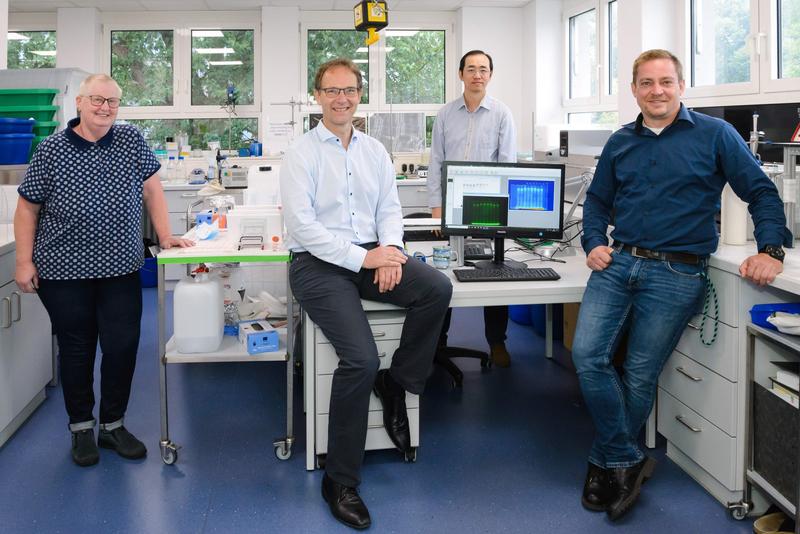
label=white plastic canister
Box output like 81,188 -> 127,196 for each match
173,273 -> 224,353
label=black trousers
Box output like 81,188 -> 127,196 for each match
290,249 -> 452,487
439,305 -> 508,347
37,271 -> 142,427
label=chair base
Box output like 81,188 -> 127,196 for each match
434,345 -> 490,387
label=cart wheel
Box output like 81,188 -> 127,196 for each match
727,501 -> 750,520
404,448 -> 417,463
481,358 -> 491,369
316,454 -> 327,469
162,446 -> 178,465
275,444 -> 292,460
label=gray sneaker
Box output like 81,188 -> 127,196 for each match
71,429 -> 99,467
98,426 -> 147,459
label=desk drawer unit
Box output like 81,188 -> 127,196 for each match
397,183 -> 428,212
659,351 -> 737,436
658,388 -> 737,489
313,310 -> 419,459
704,267 -> 739,328
675,317 -> 739,382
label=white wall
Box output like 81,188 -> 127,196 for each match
457,6 -> 524,153
261,6 -> 301,151
55,8 -> 101,73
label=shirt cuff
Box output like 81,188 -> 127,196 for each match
342,244 -> 368,273
583,236 -> 609,255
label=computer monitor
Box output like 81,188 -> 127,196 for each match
442,161 -> 566,269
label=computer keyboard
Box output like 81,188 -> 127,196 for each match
453,267 -> 561,282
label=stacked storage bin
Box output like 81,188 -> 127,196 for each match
0,88 -> 59,163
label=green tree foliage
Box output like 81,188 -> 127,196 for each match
307,30 -> 370,104
124,117 -> 258,151
386,31 -> 445,104
7,31 -> 56,69
713,0 -> 750,84
191,30 -> 254,106
111,30 -> 174,106
780,0 -> 800,78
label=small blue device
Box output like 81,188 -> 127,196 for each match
195,211 -> 213,225
239,320 -> 280,354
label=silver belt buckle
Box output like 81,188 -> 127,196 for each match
631,246 -> 658,260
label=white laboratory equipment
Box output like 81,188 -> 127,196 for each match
173,270 -> 224,353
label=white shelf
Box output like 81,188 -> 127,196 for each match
164,329 -> 288,364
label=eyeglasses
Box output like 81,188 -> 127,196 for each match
319,87 -> 360,98
464,67 -> 491,77
83,95 -> 121,108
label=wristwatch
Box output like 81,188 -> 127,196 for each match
759,245 -> 785,263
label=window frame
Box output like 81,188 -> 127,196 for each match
101,12 -> 261,125
562,0 -> 618,120
300,12 -> 456,120
759,0 -> 800,93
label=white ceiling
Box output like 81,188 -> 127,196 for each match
9,0 -> 532,13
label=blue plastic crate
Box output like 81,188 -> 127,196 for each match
0,117 -> 35,134
0,132 -> 35,164
749,303 -> 800,331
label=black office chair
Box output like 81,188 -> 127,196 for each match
403,212 -> 490,388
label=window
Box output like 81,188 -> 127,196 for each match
568,111 -> 619,126
385,30 -> 445,104
569,9 -> 597,99
690,0 -> 751,87
111,31 -> 174,107
104,15 -> 260,153
7,31 -> 56,69
306,29 -> 370,104
608,1 -> 618,95
778,0 -> 800,79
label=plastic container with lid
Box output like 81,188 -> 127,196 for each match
0,117 -> 35,134
0,133 -> 35,164
173,270 -> 224,353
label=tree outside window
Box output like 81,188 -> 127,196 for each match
111,30 -> 174,106
123,117 -> 258,152
307,30 -> 369,104
691,0 -> 750,86
779,0 -> 800,79
570,9 -> 597,99
191,30 -> 255,106
385,30 -> 445,104
7,31 -> 56,69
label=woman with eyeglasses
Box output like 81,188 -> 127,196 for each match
14,73 -> 193,467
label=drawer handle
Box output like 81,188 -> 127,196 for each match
11,291 -> 22,322
367,424 -> 384,429
1,297 -> 11,328
686,322 -> 701,330
415,188 -> 427,192
372,331 -> 386,338
377,352 -> 387,358
180,192 -> 198,198
675,366 -> 702,382
675,415 -> 702,433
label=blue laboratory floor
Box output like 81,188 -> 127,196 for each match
0,289 -> 754,533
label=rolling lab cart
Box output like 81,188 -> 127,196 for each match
744,323 -> 800,533
156,237 -> 294,464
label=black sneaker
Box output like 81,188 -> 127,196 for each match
71,429 -> 99,467
98,426 -> 147,459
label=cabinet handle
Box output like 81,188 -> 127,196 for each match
1,297 -> 10,328
675,366 -> 702,382
180,192 -> 198,198
675,415 -> 701,433
11,291 -> 22,322
367,424 -> 384,429
372,331 -> 386,338
416,188 -> 427,192
686,322 -> 701,330
377,352 -> 387,358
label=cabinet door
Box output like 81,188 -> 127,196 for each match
0,282 -> 52,431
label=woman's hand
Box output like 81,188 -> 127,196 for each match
15,261 -> 39,293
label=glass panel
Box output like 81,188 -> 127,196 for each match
779,0 -> 800,79
691,0 -> 750,86
307,29 -> 369,104
385,30 -> 445,104
608,1 -> 618,95
123,117 -> 258,152
191,29 -> 255,106
7,31 -> 57,69
111,30 -> 174,107
567,111 -> 618,127
569,9 -> 597,99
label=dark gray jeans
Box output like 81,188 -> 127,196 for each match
291,247 -> 452,487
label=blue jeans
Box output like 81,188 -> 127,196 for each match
571,248 -> 706,468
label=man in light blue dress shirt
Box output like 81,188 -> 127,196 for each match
281,58 -> 452,530
427,50 -> 517,367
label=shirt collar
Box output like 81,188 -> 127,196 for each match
458,94 -> 492,112
314,120 -> 360,145
65,117 -> 115,149
629,103 -> 694,135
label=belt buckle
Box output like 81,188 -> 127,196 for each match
631,246 -> 658,260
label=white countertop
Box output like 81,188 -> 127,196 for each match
712,243 -> 800,296
0,224 -> 14,255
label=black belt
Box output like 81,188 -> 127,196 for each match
617,243 -> 702,265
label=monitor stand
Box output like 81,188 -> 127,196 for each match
471,237 -> 527,270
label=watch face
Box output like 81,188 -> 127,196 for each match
763,245 -> 785,261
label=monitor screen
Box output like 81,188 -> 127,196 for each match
442,161 -> 566,240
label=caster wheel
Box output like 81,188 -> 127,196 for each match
162,447 -> 178,465
480,358 -> 491,369
404,448 -> 417,463
729,504 -> 748,520
316,454 -> 327,469
275,444 -> 292,460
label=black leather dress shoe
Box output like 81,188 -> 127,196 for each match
607,456 -> 657,521
581,463 -> 612,512
321,473 -> 371,530
98,426 -> 147,459
373,369 -> 411,453
71,429 -> 99,467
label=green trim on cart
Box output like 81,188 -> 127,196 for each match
157,254 -> 290,264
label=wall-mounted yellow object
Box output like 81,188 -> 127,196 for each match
354,1 -> 388,46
